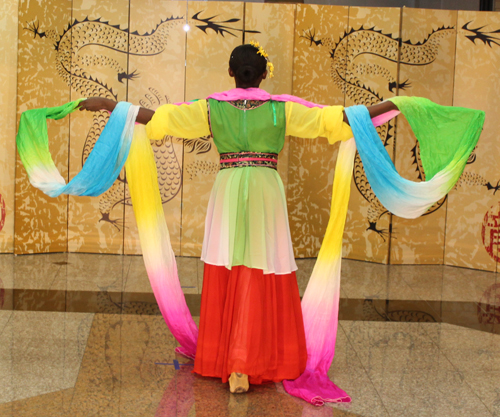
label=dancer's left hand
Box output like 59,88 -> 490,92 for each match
78,97 -> 116,112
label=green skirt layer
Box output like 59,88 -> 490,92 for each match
201,167 -> 297,275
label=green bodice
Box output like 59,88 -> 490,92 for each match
208,99 -> 286,154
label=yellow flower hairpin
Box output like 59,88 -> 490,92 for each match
249,40 -> 274,78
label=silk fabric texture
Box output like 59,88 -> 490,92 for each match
16,92 -> 484,406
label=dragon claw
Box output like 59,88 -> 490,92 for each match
190,11 -> 258,38
99,213 -> 124,231
300,28 -> 322,47
463,21 -> 500,48
25,20 -> 46,39
388,79 -> 411,93
118,69 -> 140,83
366,221 -> 390,241
398,79 -> 412,90
485,180 -> 500,195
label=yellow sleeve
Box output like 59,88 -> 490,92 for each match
285,101 -> 353,144
146,99 -> 211,140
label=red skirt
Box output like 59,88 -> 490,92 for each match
193,264 -> 307,385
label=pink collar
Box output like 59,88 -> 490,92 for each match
176,88 -> 400,127
207,88 -> 326,109
205,88 -> 399,127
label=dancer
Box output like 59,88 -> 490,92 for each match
78,42 -> 399,394
18,40 -> 482,404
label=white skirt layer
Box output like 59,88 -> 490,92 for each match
201,167 -> 297,275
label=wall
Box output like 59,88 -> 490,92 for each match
302,0 -> 480,9
2,2 -> 499,273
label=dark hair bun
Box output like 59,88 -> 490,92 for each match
236,65 -> 258,84
229,44 -> 267,87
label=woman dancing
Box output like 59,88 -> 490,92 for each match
79,42 -> 398,394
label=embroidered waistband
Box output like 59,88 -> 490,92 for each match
220,152 -> 278,170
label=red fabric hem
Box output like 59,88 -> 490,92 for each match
194,264 -> 307,385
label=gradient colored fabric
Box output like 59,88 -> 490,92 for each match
16,102 -> 198,359
16,100 -> 138,197
284,99 -> 484,405
194,264 -> 307,384
195,98 -> 351,276
282,138 -> 356,405
125,125 -> 198,358
390,96 -> 483,181
347,98 -> 485,218
16,100 -> 81,195
202,166 -> 296,275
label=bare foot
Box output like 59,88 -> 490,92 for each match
228,372 -> 249,394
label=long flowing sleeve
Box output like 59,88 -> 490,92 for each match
285,101 -> 353,144
146,99 -> 211,140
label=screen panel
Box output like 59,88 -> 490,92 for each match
67,0 -> 130,254
244,3 -> 296,194
180,1 -> 244,256
390,8 -> 458,265
343,6 -> 401,264
0,0 -> 18,253
124,0 -> 187,255
289,4 -> 349,258
445,11 -> 500,272
14,0 -> 72,254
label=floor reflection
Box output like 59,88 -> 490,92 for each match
0,312 -> 361,416
0,311 -> 498,416
0,253 -> 498,416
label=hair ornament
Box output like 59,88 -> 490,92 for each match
249,40 -> 274,78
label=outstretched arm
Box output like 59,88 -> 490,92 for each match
342,100 -> 399,125
79,97 -> 211,140
285,100 -> 400,144
78,97 -> 154,125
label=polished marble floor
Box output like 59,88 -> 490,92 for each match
0,253 -> 499,416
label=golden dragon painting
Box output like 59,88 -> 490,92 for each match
301,21 -> 500,239
25,12 -> 255,229
25,13 -> 499,236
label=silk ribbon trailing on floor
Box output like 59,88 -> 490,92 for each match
282,97 -> 484,405
16,100 -> 199,359
16,97 -> 484,406
124,124 -> 199,358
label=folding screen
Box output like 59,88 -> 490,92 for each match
245,3 -> 296,193
7,1 -> 500,273
341,7 -> 401,264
